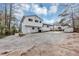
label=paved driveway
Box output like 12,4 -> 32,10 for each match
0,31 -> 67,49
0,31 -> 72,55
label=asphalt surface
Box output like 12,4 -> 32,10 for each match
0,31 -> 78,56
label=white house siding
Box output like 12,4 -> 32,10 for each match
41,27 -> 50,32
49,26 -> 54,30
41,24 -> 53,32
22,26 -> 31,34
22,26 -> 39,34
23,16 -> 42,27
53,26 -> 61,31
21,16 -> 43,34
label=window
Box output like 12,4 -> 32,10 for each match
28,18 -> 33,21
47,25 -> 49,27
40,21 -> 41,23
32,27 -> 34,30
35,20 -> 38,22
38,27 -> 40,30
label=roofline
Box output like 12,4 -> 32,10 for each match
43,23 -> 53,26
23,15 -> 43,21
24,25 -> 42,27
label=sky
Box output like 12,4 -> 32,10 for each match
0,3 -> 67,24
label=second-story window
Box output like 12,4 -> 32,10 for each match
40,21 -> 41,23
35,20 -> 38,22
28,18 -> 33,21
32,27 -> 35,30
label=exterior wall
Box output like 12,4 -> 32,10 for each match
53,26 -> 62,31
22,16 -> 42,27
49,26 -> 53,30
21,16 -> 54,34
21,16 -> 42,34
22,26 -> 31,34
22,25 -> 38,34
41,24 -> 53,31
41,27 -> 50,31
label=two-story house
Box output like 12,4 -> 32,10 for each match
20,15 -> 43,34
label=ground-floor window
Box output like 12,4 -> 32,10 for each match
38,27 -> 40,30
32,27 -> 35,30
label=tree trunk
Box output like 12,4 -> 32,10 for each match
9,4 -> 12,32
